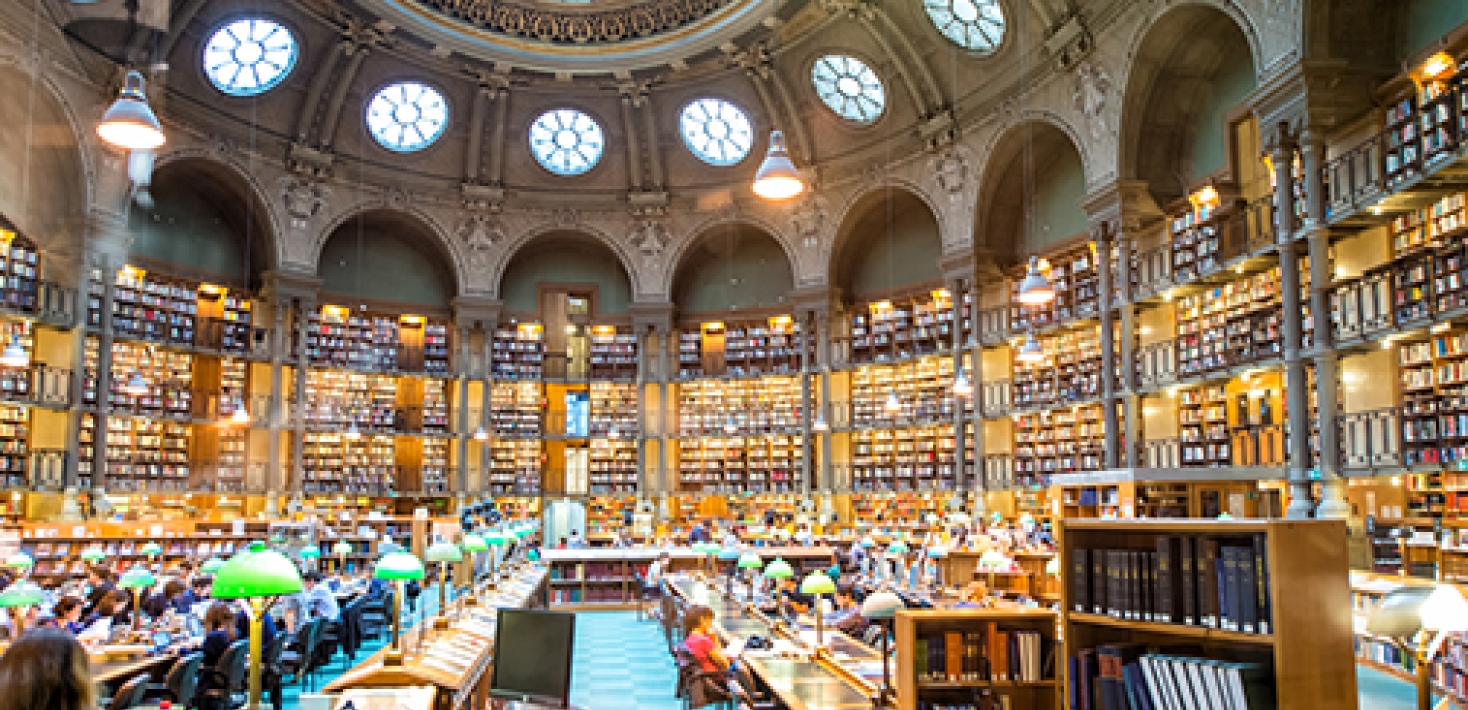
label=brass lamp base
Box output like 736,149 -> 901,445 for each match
383,648 -> 404,666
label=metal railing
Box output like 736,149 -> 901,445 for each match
1230,424 -> 1288,468
1331,270 -> 1395,343
981,454 -> 1014,490
980,379 -> 1010,417
977,307 -> 1009,345
1144,438 -> 1182,468
1340,408 -> 1402,471
1325,128 -> 1391,219
1135,340 -> 1177,389
1133,245 -> 1173,300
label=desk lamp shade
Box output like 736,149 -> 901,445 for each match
515,526 -> 533,539
887,540 -> 910,555
484,530 -> 508,546
738,552 -> 763,570
374,551 -> 426,581
718,547 -> 741,562
1019,513 -> 1036,526
859,536 -> 876,549
763,558 -> 794,580
140,542 -> 163,557
212,541 -> 304,599
299,546 -> 321,559
80,547 -> 106,563
332,541 -> 354,556
527,549 -> 541,561
926,546 -> 948,559
119,566 -> 156,590
0,581 -> 44,608
978,550 -> 1010,570
1045,557 -> 1061,576
860,591 -> 905,620
201,557 -> 227,575
989,511 -> 1004,524
461,535 -> 488,553
5,552 -> 33,570
799,571 -> 836,596
426,541 -> 464,564
925,513 -> 940,525
1423,585 -> 1468,632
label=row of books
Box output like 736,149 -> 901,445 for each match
1070,645 -> 1271,710
915,627 -> 1051,683
1070,536 -> 1273,634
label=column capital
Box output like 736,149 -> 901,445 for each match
629,300 -> 675,333
937,250 -> 975,285
260,268 -> 322,306
452,295 -> 503,331
786,286 -> 843,319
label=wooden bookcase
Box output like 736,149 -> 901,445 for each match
894,608 -> 1062,710
1057,519 -> 1356,710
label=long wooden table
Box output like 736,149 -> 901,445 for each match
665,575 -> 879,710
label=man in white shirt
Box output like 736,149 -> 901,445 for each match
284,572 -> 341,631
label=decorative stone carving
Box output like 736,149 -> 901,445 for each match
1073,60 -> 1114,142
930,145 -> 970,203
458,214 -> 504,273
789,191 -> 831,252
413,0 -> 729,45
280,177 -> 330,230
629,218 -> 671,282
553,208 -> 580,226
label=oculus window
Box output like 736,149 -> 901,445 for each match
530,109 -> 605,176
924,0 -> 1006,51
680,98 -> 754,166
811,55 -> 885,124
366,82 -> 449,153
203,18 -> 298,96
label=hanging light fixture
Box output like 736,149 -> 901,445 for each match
884,391 -> 902,414
952,372 -> 973,397
230,396 -> 250,425
1016,333 -> 1046,363
812,414 -> 829,433
1016,256 -> 1055,306
122,370 -> 149,396
473,425 -> 488,441
97,70 -> 165,151
0,335 -> 28,369
752,130 -> 804,200
723,416 -> 738,435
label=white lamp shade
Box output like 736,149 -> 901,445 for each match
952,373 -> 972,397
97,71 -> 165,151
122,370 -> 149,396
0,336 -> 28,368
860,590 -> 905,620
1423,584 -> 1468,633
752,131 -> 804,200
1016,256 -> 1055,305
1016,333 -> 1045,363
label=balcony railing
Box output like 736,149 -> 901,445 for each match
977,307 -> 1009,345
1133,245 -> 1173,300
980,379 -> 1010,417
1340,408 -> 1402,471
1326,130 -> 1390,219
1331,269 -> 1395,344
981,454 -> 1013,490
1144,438 -> 1182,468
1135,340 -> 1177,390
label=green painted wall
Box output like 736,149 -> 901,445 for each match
127,187 -> 243,278
1024,149 -> 1089,252
319,227 -> 452,307
1188,40 -> 1256,183
846,205 -> 943,296
501,241 -> 632,314
1403,0 -> 1468,59
676,233 -> 793,311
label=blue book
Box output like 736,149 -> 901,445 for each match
1122,662 -> 1155,710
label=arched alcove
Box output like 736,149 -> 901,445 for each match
1122,5 -> 1258,206
0,67 -> 85,253
974,121 -> 1089,257
672,224 -> 794,315
318,210 -> 455,309
127,159 -> 276,288
831,188 -> 942,299
499,231 -> 634,316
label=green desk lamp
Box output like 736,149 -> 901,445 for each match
140,541 -> 162,562
861,590 -> 905,707
5,552 -> 33,576
79,546 -> 106,565
0,581 -> 44,638
424,540 -> 463,628
373,550 -> 425,665
332,540 -> 353,574
763,558 -> 794,625
212,541 -> 303,710
460,535 -> 488,602
200,556 -> 227,576
799,571 -> 837,649
299,545 -> 321,572
118,566 -> 156,631
737,552 -> 763,606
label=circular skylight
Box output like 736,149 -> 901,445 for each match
925,0 -> 1006,52
811,55 -> 885,124
202,18 -> 298,96
365,82 -> 449,153
679,98 -> 754,166
529,109 -> 605,176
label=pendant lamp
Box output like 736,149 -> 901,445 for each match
884,391 -> 902,414
1016,333 -> 1045,363
0,336 -> 28,368
1016,256 -> 1055,306
473,425 -> 488,441
97,70 -> 165,151
231,401 -> 251,425
952,372 -> 973,397
122,370 -> 149,396
723,416 -> 738,435
752,130 -> 804,200
812,414 -> 829,433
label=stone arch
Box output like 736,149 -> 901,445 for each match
489,221 -> 639,301
970,117 -> 1090,257
314,207 -> 462,307
496,228 -> 636,316
828,183 -> 944,300
670,219 -> 796,316
1117,1 -> 1262,206
0,60 -> 92,255
147,152 -> 283,279
664,213 -> 802,296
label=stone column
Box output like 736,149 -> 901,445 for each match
464,87 -> 491,183
800,312 -> 814,498
949,278 -> 968,490
816,312 -> 834,493
486,88 -> 511,186
619,86 -> 645,191
291,298 -> 313,501
1271,127 -> 1313,518
481,336 -> 493,494
968,279 -> 985,497
1117,235 -> 1140,468
1097,224 -> 1119,469
1301,131 -> 1347,518
636,327 -> 649,498
455,325 -> 472,500
265,302 -> 286,516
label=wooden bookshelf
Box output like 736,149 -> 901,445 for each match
850,289 -> 957,364
851,355 -> 956,425
1013,405 -> 1103,478
0,231 -> 40,313
588,324 -> 637,380
1057,519 -> 1356,710
492,322 -> 544,380
850,424 -> 959,492
894,608 -> 1061,710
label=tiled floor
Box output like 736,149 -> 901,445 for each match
569,611 -> 684,710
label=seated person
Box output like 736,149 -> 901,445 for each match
770,577 -> 811,618
143,580 -> 186,620
234,599 -> 278,650
177,577 -> 211,613
827,585 -> 865,635
198,602 -> 237,669
51,597 -> 85,634
682,605 -> 731,674
281,572 -> 341,632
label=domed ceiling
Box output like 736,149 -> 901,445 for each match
363,0 -> 780,73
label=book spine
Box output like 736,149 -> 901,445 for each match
1235,546 -> 1258,634
1218,544 -> 1236,632
1093,547 -> 1109,615
1073,548 -> 1091,613
1180,536 -> 1196,625
1200,538 -> 1220,628
1144,551 -> 1157,623
1253,532 -> 1272,635
1156,536 -> 1176,624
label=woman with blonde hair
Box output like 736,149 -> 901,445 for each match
0,627 -> 96,710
